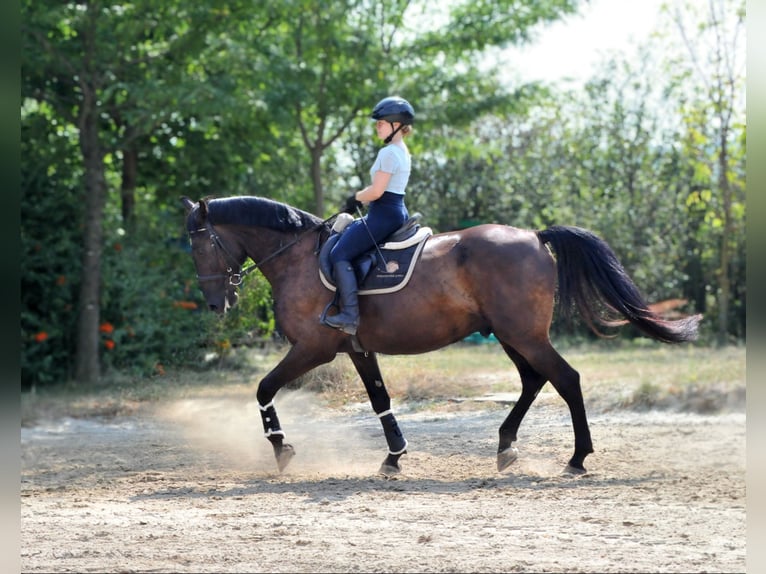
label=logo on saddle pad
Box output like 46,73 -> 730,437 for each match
319,224 -> 432,295
384,260 -> 400,273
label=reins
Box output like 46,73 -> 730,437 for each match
190,211 -> 342,286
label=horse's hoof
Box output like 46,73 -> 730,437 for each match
379,463 -> 401,477
379,452 -> 404,476
276,443 -> 295,473
564,463 -> 587,475
497,446 -> 519,472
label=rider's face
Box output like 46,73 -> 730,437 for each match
375,120 -> 398,140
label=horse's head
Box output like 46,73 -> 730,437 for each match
182,196 -> 241,314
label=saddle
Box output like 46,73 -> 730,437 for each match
318,213 -> 433,295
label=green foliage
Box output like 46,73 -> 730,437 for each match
205,269 -> 277,352
98,200 -> 211,377
20,103 -> 83,387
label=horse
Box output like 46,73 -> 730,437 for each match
181,195 -> 701,475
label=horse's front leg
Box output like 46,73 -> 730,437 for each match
257,400 -> 295,472
255,344 -> 334,473
348,351 -> 408,476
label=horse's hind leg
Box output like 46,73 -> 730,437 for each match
521,341 -> 594,473
348,351 -> 408,476
497,338 -> 593,473
496,343 -> 548,472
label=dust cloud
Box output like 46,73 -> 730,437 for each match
157,389 -> 383,476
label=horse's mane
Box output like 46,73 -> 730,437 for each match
206,196 -> 322,232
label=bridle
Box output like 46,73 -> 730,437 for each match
189,223 -> 250,286
188,211 -> 341,287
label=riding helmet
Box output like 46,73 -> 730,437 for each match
371,97 -> 415,125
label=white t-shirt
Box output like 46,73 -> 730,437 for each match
369,143 -> 411,195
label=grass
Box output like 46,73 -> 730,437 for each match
564,344 -> 746,412
21,342 -> 746,426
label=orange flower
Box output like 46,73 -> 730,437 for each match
34,331 -> 48,343
56,275 -> 67,286
104,339 -> 115,350
155,363 -> 166,376
173,301 -> 198,310
113,242 -> 122,252
99,322 -> 114,334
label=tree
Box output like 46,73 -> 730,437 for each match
21,0 -> 112,383
664,0 -> 746,344
250,0 -> 585,215
21,0 -> 272,382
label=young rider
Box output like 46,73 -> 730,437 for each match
321,96 -> 415,336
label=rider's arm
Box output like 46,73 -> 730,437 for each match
356,169 -> 393,204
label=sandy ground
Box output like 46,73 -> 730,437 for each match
21,389 -> 745,573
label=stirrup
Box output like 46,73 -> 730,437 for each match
322,314 -> 359,336
320,301 -> 359,335
320,299 -> 339,324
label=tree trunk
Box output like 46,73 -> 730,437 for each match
74,83 -> 107,384
310,147 -> 324,216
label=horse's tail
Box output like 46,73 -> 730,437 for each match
537,225 -> 701,343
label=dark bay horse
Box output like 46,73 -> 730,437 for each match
181,195 -> 701,475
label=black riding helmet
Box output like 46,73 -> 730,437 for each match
371,96 -> 415,125
371,97 -> 414,143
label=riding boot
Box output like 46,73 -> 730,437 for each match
322,261 -> 360,335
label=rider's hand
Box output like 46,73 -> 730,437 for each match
342,193 -> 363,214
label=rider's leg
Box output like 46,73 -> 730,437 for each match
322,260 -> 360,335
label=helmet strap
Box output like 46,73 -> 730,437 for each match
384,122 -> 403,144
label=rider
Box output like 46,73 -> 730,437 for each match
321,96 -> 415,336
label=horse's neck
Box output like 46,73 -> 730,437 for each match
242,227 -> 316,282
240,227 -> 284,263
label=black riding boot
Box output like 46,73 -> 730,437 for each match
322,261 -> 360,335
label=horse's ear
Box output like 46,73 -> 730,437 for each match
181,196 -> 196,214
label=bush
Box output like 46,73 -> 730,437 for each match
99,199 -> 277,378
21,110 -> 84,388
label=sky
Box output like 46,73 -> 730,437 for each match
497,0 -> 667,85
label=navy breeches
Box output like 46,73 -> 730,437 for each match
329,192 -> 408,264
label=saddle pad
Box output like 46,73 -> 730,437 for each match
320,227 -> 432,295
